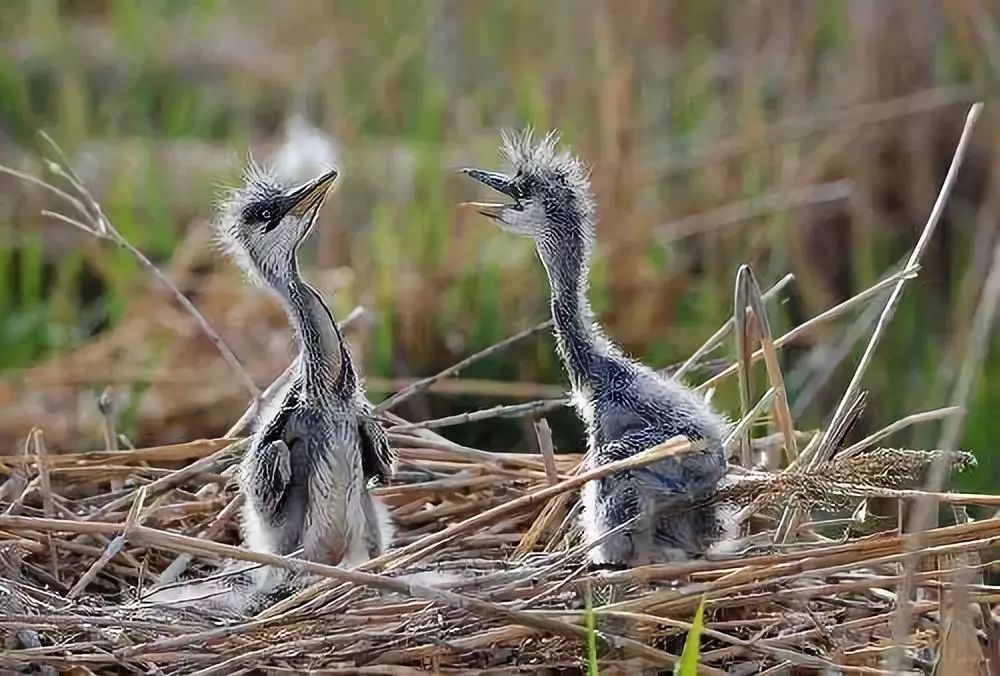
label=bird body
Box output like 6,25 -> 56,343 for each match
463,131 -> 728,565
240,375 -> 392,579
214,161 -> 395,583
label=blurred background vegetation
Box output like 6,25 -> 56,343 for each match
0,0 -> 998,493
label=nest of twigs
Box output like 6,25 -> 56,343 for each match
0,427 -> 990,675
2,106 -> 1000,675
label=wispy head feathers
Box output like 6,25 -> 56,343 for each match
211,154 -> 284,286
498,128 -> 595,222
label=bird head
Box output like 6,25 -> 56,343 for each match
461,129 -> 595,243
214,156 -> 338,285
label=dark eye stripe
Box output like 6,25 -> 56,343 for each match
261,215 -> 282,233
243,198 -> 288,233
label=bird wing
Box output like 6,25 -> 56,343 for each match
244,439 -> 292,514
600,432 -> 688,495
631,438 -> 726,500
356,400 -> 395,485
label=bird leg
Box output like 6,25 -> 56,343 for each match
360,494 -> 394,558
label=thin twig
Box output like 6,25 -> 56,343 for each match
68,487 -> 147,598
31,429 -> 60,584
388,398 -> 566,433
375,320 -> 553,412
4,137 -> 260,399
0,164 -> 90,220
98,386 -> 122,492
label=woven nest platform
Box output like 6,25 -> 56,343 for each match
0,419 -> 993,675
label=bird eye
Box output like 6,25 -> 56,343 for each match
260,208 -> 271,220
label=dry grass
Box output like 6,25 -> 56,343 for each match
0,426 -> 990,674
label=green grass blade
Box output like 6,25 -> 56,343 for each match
584,582 -> 599,676
674,596 -> 705,676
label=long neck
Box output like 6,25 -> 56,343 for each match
536,228 -> 603,391
275,262 -> 353,401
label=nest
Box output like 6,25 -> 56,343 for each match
0,422 -> 992,674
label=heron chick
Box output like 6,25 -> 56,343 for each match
462,130 -> 729,565
216,160 -> 395,584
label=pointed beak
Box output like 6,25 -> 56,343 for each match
460,167 -> 516,221
462,201 -> 507,220
287,168 -> 338,217
461,167 -> 515,196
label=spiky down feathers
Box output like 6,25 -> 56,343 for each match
496,130 -> 729,564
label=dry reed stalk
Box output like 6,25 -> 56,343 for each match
734,270 -> 756,467
840,407 -> 962,458
812,102 -> 984,466
26,429 -> 60,585
67,487 -> 146,598
83,439 -> 246,521
777,103 -> 984,552
887,105 -> 995,672
13,369 -> 567,400
533,418 -> 560,486
97,387 -> 122,493
674,272 -> 794,380
0,438 -> 233,467
378,437 -> 700,568
698,264 -> 920,392
733,265 -> 799,469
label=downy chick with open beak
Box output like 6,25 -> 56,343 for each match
215,161 -> 396,587
461,131 -> 729,566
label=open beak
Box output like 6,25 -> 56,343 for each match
460,167 -> 516,220
287,168 -> 338,217
463,201 -> 506,220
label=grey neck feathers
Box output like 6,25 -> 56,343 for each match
275,261 -> 353,400
536,224 -> 607,391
